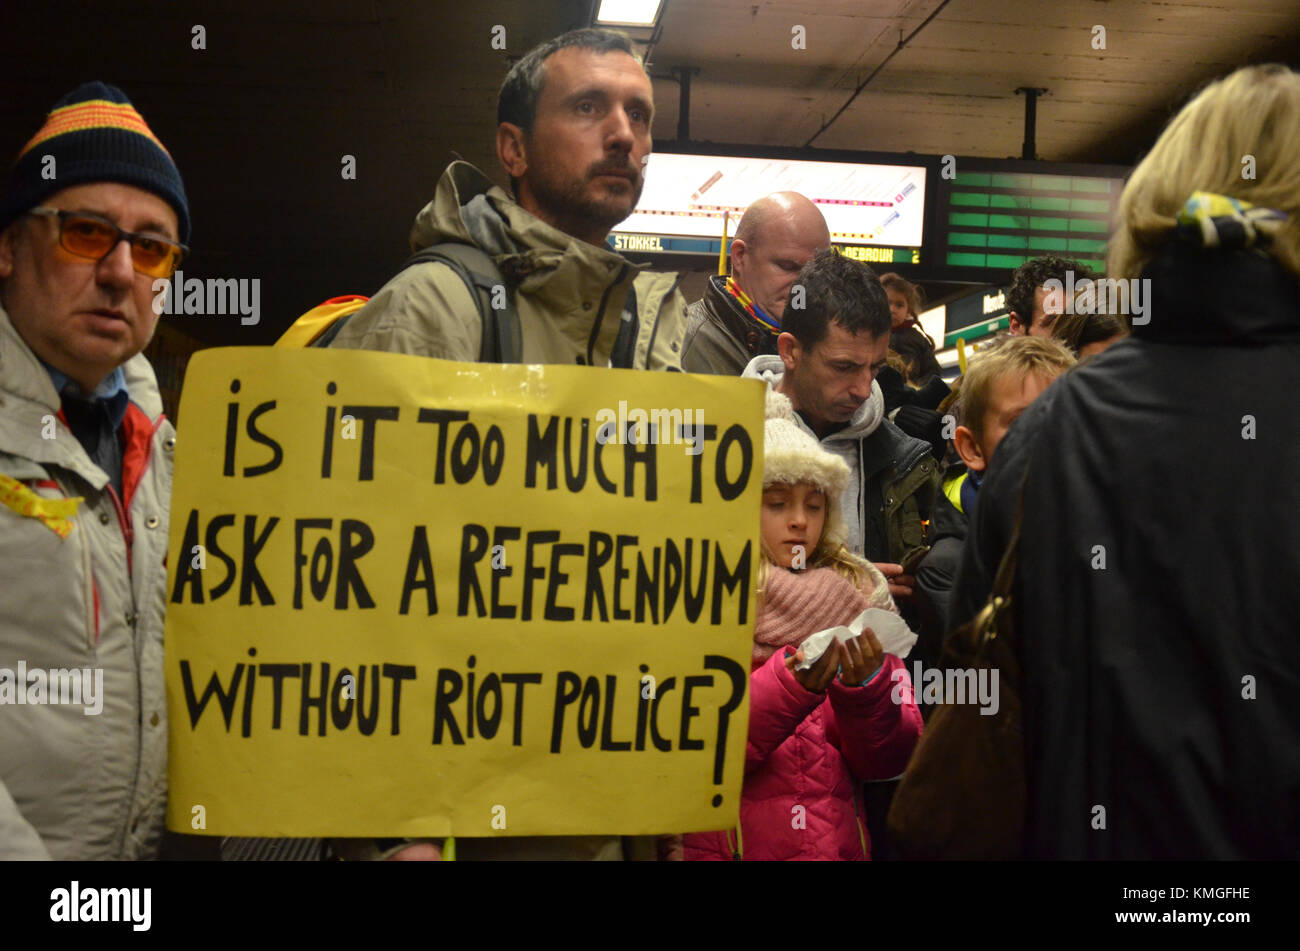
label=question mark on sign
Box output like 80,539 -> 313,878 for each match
702,654 -> 747,806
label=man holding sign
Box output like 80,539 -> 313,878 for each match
0,83 -> 187,858
329,28 -> 688,372
327,28 -> 706,859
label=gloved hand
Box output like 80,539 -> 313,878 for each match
914,374 -> 951,410
891,405 -> 946,461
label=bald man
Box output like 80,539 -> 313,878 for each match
681,191 -> 830,375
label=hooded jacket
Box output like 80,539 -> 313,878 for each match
742,356 -> 939,564
681,275 -> 780,375
330,161 -> 687,370
951,243 -> 1300,858
683,566 -> 922,861
0,305 -> 174,860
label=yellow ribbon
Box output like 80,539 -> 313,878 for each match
0,474 -> 82,539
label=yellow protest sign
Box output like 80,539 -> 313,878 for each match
165,348 -> 762,838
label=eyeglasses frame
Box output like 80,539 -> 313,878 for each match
25,205 -> 188,278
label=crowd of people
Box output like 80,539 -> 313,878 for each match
1,25 -> 1296,860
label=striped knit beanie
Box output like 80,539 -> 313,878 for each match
1,82 -> 189,242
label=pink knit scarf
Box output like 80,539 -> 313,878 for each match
752,566 -> 878,670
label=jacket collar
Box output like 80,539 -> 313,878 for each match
704,275 -> 780,358
930,472 -> 969,541
1136,242 -> 1300,344
0,304 -> 63,413
412,161 -> 647,361
43,362 -> 130,434
741,354 -> 886,442
857,416 -> 932,480
0,303 -> 162,487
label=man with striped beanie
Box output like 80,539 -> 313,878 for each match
0,82 -> 188,859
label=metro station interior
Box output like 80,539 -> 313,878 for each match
6,0 -> 1297,409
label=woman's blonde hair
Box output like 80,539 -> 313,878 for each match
1108,64 -> 1300,280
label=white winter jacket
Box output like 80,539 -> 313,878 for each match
0,304 -> 174,859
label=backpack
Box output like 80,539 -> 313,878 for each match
275,243 -> 521,362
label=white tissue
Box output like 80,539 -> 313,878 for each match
793,607 -> 917,671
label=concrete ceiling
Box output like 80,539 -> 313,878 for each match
2,0 -> 1297,346
648,0 -> 1300,162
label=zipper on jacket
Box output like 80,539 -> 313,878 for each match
106,483 -> 134,576
587,264 -> 629,365
104,411 -> 166,582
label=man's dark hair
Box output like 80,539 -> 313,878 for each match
498,28 -> 642,132
1006,255 -> 1095,329
783,248 -> 891,348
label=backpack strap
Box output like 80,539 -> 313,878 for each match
400,243 -> 521,363
289,296 -> 370,349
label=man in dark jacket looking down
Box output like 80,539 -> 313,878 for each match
743,248 -> 938,604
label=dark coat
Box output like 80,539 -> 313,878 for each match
681,275 -> 779,375
854,419 -> 940,566
951,243 -> 1300,858
913,470 -> 969,668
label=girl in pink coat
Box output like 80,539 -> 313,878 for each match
683,391 -> 923,860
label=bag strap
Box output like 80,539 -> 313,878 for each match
401,243 -> 521,363
309,309 -> 353,348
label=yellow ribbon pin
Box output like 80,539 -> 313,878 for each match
0,474 -> 83,539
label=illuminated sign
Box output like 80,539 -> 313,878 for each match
834,244 -> 920,265
942,284 -> 1011,348
613,152 -> 926,257
612,234 -> 667,252
937,168 -> 1125,273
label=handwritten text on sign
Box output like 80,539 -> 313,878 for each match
164,348 -> 762,838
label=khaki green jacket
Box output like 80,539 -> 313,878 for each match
332,161 -> 687,370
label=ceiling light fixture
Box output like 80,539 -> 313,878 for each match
593,0 -> 664,27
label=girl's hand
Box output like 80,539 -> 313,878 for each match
839,627 -> 885,686
785,641 -> 841,693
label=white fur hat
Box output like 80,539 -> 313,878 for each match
764,389 -> 851,549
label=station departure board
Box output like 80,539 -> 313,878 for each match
936,166 -> 1125,273
612,151 -> 926,263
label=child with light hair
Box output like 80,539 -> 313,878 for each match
682,389 -> 922,860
